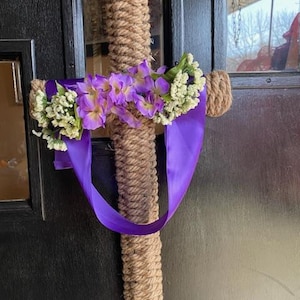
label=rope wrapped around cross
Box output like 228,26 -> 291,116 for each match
29,1 -> 232,299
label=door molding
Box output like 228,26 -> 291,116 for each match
0,39 -> 44,221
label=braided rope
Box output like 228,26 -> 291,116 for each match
105,1 -> 163,299
106,0 -> 151,72
206,70 -> 232,117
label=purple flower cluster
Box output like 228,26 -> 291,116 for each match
76,60 -> 170,130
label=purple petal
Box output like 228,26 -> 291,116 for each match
121,74 -> 134,86
155,77 -> 170,95
95,75 -> 110,93
84,114 -> 106,130
111,106 -> 141,128
77,94 -> 94,110
76,81 -> 90,95
143,76 -> 155,92
108,91 -> 126,106
138,60 -> 152,77
77,107 -> 106,130
128,66 -> 138,75
132,93 -> 144,104
156,65 -> 167,74
135,93 -> 164,118
135,99 -> 155,118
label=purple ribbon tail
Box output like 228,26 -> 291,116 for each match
54,150 -> 73,169
164,86 -> 206,219
51,79 -> 206,235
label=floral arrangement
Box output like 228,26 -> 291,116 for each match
30,53 -> 206,151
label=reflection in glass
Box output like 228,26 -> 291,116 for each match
0,61 -> 29,201
227,0 -> 300,72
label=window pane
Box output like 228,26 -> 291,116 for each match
0,61 -> 29,201
227,0 -> 300,72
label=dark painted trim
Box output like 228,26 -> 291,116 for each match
213,0 -> 227,70
0,39 -> 43,221
170,0 -> 185,64
61,0 -> 85,78
170,0 -> 213,73
162,0 -> 173,67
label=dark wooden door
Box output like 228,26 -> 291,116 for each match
0,1 -> 124,299
160,1 -> 300,300
2,0 -> 300,299
0,1 -> 216,299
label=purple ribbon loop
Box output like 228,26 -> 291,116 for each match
47,80 -> 206,235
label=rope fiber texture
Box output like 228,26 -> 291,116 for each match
206,70 -> 232,117
106,1 -> 164,299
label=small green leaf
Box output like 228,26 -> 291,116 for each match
74,103 -> 83,140
162,94 -> 172,103
164,52 -> 188,81
76,127 -> 83,140
56,81 -> 66,96
151,73 -> 160,80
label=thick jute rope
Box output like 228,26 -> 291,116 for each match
205,70 -> 232,117
105,1 -> 163,300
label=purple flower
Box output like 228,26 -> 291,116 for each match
135,93 -> 164,118
77,95 -> 111,130
95,75 -> 111,95
133,75 -> 169,118
76,75 -> 111,130
108,73 -> 135,105
76,75 -> 109,100
128,59 -> 152,93
144,76 -> 170,96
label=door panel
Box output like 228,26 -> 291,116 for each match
0,61 -> 29,201
160,1 -> 300,299
0,1 -> 123,299
161,82 -> 300,299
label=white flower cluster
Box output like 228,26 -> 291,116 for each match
154,53 -> 206,125
31,86 -> 81,151
31,90 -> 49,128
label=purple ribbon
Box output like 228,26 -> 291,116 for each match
47,80 -> 206,235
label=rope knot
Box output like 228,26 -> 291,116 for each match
206,70 -> 232,117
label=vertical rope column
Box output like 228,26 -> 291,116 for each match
106,1 -> 163,299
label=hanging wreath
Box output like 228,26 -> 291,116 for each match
30,53 -> 205,151
29,52 -> 207,235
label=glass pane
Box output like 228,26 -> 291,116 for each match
0,61 -> 29,201
227,0 -> 300,72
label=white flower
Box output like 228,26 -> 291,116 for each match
32,129 -> 42,137
33,90 -> 47,112
52,140 -> 67,151
154,53 -> 205,125
30,85 -> 81,151
187,53 -> 194,65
